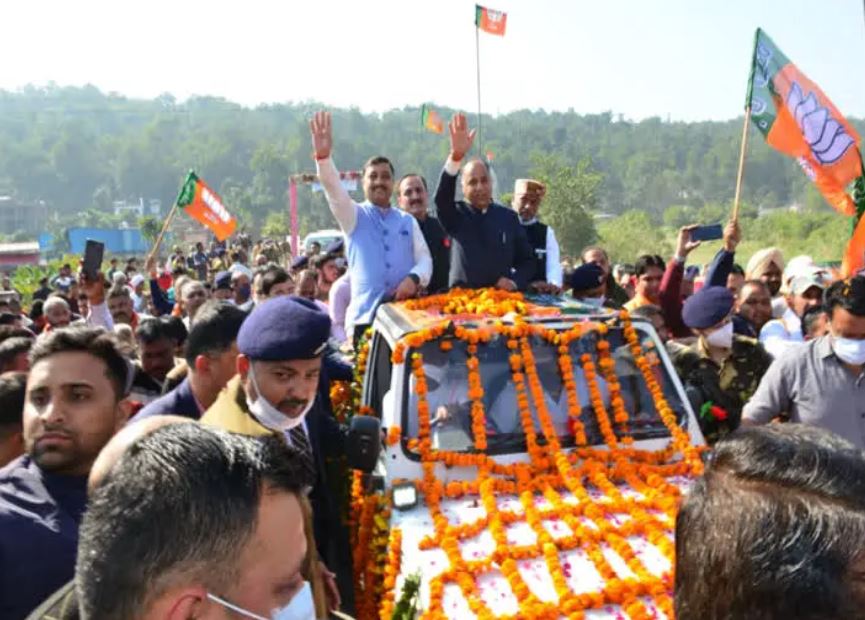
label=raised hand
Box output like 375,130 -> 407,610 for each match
676,224 -> 702,258
448,113 -> 477,161
723,219 -> 741,253
309,111 -> 333,160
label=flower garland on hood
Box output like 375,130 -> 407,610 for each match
350,289 -> 704,620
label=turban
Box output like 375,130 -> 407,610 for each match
745,247 -> 785,281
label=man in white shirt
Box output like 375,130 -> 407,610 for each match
759,270 -> 826,359
512,178 -> 562,293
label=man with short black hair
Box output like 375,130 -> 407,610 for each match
32,278 -> 52,302
106,284 -> 138,328
314,253 -> 340,303
310,111 -> 431,344
744,276 -> 865,447
133,301 -> 246,421
0,371 -> 26,467
76,423 -> 315,620
261,265 -> 295,299
0,336 -> 33,373
398,173 -> 451,294
434,113 -> 535,291
733,279 -> 773,338
0,327 -> 131,619
676,424 -> 865,618
802,304 -> 830,341
130,318 -> 178,404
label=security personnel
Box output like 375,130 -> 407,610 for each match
433,113 -> 535,291
568,262 -> 608,309
513,178 -> 563,293
673,286 -> 772,444
200,295 -> 351,613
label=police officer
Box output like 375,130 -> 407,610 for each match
673,286 -> 772,444
513,178 -> 562,293
200,295 -> 351,614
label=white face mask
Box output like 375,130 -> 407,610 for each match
247,363 -> 314,431
832,335 -> 865,365
208,581 -> 315,620
581,295 -> 605,308
705,320 -> 734,349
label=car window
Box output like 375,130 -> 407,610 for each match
365,333 -> 393,418
402,323 -> 685,455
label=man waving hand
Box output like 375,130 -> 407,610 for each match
434,113 -> 534,291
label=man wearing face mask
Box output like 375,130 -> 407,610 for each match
568,262 -> 609,310
743,277 -> 865,448
201,295 -> 349,614
75,423 -> 321,620
673,286 -> 772,444
512,178 -> 562,294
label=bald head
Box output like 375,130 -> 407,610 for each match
87,416 -> 194,494
461,159 -> 492,210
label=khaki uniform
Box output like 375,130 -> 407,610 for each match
673,335 -> 772,443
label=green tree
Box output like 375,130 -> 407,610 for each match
138,216 -> 160,246
261,211 -> 289,238
597,210 -> 671,263
528,153 -> 600,257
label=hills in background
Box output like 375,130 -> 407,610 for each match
0,84 -> 860,261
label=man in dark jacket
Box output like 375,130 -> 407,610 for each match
433,113 -> 535,291
397,173 -> 450,293
200,296 -> 350,614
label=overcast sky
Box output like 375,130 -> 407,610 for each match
1,0 -> 863,121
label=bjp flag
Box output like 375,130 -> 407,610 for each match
175,172 -> 237,241
421,104 -> 444,134
475,4 -> 506,36
747,28 -> 862,216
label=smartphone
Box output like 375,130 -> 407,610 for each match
690,224 -> 724,242
83,239 -> 105,281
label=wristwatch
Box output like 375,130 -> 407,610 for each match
407,273 -> 420,285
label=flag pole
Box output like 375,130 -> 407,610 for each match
475,24 -> 483,157
731,106 -> 752,222
145,202 -> 179,265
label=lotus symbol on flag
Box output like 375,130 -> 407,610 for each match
788,82 -> 855,165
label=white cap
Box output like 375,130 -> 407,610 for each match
130,274 -> 145,288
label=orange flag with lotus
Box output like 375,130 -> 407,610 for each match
175,172 -> 237,241
747,28 -> 861,216
475,4 -> 506,36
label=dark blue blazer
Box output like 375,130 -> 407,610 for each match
131,377 -> 201,422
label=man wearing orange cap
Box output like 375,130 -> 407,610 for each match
512,178 -> 562,294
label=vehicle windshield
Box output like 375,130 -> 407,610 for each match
402,322 -> 687,455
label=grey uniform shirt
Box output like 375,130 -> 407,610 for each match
742,335 -> 865,448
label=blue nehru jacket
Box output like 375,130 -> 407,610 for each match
0,456 -> 88,619
347,204 -> 416,327
238,295 -> 331,360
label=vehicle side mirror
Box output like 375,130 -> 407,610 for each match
347,415 -> 381,473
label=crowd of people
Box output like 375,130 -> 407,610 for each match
0,111 -> 864,619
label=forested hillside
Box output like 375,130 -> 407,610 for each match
0,84 -> 860,261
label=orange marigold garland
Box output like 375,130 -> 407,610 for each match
349,290 -> 704,619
